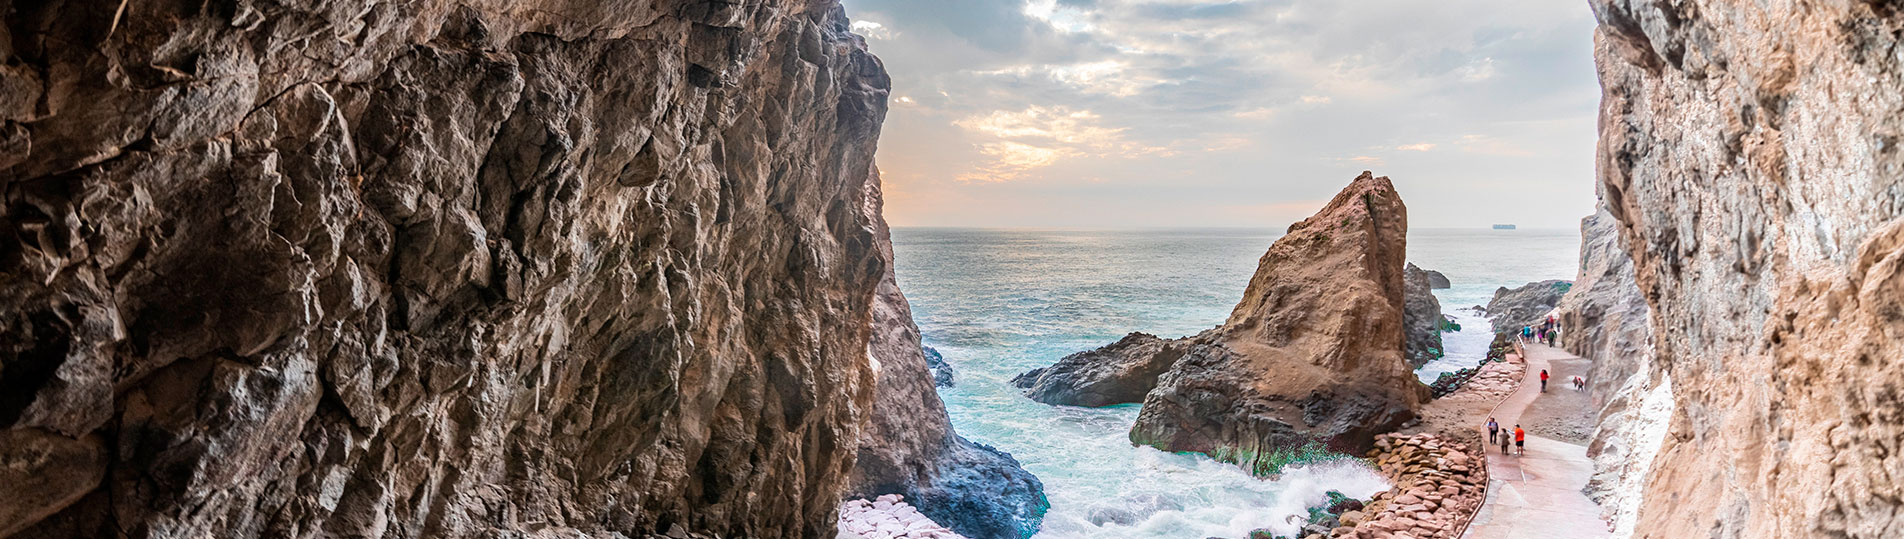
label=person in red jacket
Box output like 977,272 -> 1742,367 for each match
1514,425 -> 1526,455
1539,369 -> 1549,392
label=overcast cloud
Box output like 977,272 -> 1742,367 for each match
842,0 -> 1602,228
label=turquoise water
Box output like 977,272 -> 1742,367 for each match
889,227 -> 1581,538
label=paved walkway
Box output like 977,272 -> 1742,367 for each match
1463,342 -> 1611,539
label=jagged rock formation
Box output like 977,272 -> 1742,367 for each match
1129,173 -> 1430,473
921,346 -> 954,388
847,184 -> 1046,539
1552,206 -> 1664,536
1483,280 -> 1570,334
1554,207 -> 1652,400
0,1 -> 902,537
1419,267 -> 1451,290
1010,332 -> 1194,407
1011,173 -> 1427,476
1591,1 -> 1904,536
1403,263 -> 1447,367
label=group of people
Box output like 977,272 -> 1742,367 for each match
1519,316 -> 1562,347
1485,417 -> 1525,456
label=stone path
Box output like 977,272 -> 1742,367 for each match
1462,342 -> 1612,539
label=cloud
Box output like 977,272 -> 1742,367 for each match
844,0 -> 1601,227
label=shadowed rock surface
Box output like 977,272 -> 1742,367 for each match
1010,332 -> 1195,407
1018,173 -> 1430,477
1554,204 -> 1664,536
847,180 -> 1046,539
1403,263 -> 1447,367
1484,280 -> 1570,334
1591,0 -> 1904,536
922,346 -> 954,387
1422,268 -> 1451,289
1555,207 -> 1652,400
0,0 -> 902,537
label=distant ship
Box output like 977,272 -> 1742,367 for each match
1492,224 -> 1517,230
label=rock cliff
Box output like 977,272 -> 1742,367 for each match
1483,280 -> 1570,334
1591,0 -> 1904,536
1554,207 -> 1652,402
0,1 -> 901,537
1013,173 -> 1428,475
1403,263 -> 1447,367
847,180 -> 1047,539
1552,205 -> 1663,536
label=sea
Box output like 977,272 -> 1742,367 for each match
889,227 -> 1582,538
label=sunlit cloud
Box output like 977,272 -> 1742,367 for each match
842,0 -> 1601,227
850,20 -> 893,40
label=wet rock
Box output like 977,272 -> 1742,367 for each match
922,346 -> 955,387
848,181 -> 1047,539
1590,0 -> 1904,535
1402,263 -> 1447,367
1011,332 -> 1191,407
1484,280 -> 1570,334
0,1 -> 900,536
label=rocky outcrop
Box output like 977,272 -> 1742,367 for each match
1422,269 -> 1451,290
1341,433 -> 1487,539
1010,332 -> 1194,407
1554,207 -> 1652,399
922,346 -> 954,387
1403,263 -> 1447,367
1591,1 -> 1904,536
847,186 -> 1046,539
0,1 -> 899,537
1118,173 -> 1428,475
1483,280 -> 1570,334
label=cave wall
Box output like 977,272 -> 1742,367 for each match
1591,1 -> 1904,536
0,0 -> 891,537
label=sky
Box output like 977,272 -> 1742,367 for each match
838,0 -> 1604,229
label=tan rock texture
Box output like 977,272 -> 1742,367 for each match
1592,1 -> 1904,536
0,0 -> 896,537
1127,173 -> 1431,473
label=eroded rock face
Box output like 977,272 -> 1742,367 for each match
1011,332 -> 1195,407
1483,280 -> 1570,334
1120,173 -> 1430,473
847,180 -> 1047,539
1591,1 -> 1904,536
1403,263 -> 1447,367
1554,207 -> 1652,401
0,1 -> 894,537
1553,205 -> 1663,536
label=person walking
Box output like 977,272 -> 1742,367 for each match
1540,369 -> 1549,392
1500,428 -> 1512,455
1522,325 -> 1534,341
1514,425 -> 1526,456
1487,417 -> 1500,444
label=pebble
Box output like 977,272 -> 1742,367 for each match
837,495 -> 967,539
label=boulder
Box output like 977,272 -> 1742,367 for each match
1011,332 -> 1193,406
1402,263 -> 1447,367
1121,173 -> 1431,473
1484,280 -> 1571,334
